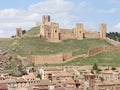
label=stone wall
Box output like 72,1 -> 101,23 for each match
60,29 -> 76,40
88,47 -> 104,56
36,15 -> 107,41
60,29 -> 100,40
84,30 -> 100,39
105,38 -> 120,46
105,46 -> 120,51
88,46 -> 120,56
27,53 -> 72,64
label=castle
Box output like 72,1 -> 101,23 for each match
16,15 -> 106,42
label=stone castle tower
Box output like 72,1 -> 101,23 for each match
75,23 -> 84,40
42,15 -> 51,24
40,15 -> 60,42
51,23 -> 59,40
100,23 -> 106,39
16,28 -> 22,37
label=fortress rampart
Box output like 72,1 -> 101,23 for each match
38,15 -> 106,42
27,53 -> 72,64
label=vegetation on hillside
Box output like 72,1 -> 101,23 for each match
0,37 -> 110,56
26,26 -> 40,35
55,48 -> 120,66
107,32 -> 120,41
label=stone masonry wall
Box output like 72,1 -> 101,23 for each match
88,46 -> 120,56
88,47 -> 104,56
60,29 -> 76,40
27,53 -> 72,64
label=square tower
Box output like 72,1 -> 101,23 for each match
100,24 -> 106,39
16,28 -> 22,37
42,15 -> 51,24
75,23 -> 84,40
51,23 -> 59,40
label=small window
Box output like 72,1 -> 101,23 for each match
55,30 -> 57,33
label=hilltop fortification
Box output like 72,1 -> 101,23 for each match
17,15 -> 106,42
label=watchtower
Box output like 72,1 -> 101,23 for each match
16,28 -> 22,37
75,23 -> 84,40
42,15 -> 51,24
51,23 -> 59,40
100,23 -> 106,39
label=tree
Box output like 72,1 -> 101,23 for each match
37,73 -> 42,79
92,63 -> 98,70
44,63 -> 48,67
22,30 -> 26,35
111,67 -> 116,70
91,70 -> 94,74
11,35 -> 15,38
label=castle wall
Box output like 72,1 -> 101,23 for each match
39,15 -> 106,41
40,23 -> 45,37
84,30 -> 100,39
60,29 -> 76,40
88,46 -> 120,56
27,53 -> 72,64
88,47 -> 104,56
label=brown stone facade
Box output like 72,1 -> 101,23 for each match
39,15 -> 106,42
42,15 -> 51,24
100,23 -> 106,39
88,47 -> 104,56
60,29 -> 76,40
88,46 -> 120,56
75,23 -> 84,40
51,23 -> 59,40
84,75 -> 96,90
27,53 -> 72,64
84,30 -> 100,39
16,28 -> 22,37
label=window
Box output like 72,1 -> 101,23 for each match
55,30 -> 57,33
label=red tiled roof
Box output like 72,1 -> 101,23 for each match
0,83 -> 8,89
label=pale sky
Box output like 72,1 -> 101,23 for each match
0,0 -> 120,37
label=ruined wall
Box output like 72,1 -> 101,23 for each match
84,30 -> 100,39
60,29 -> 76,40
27,53 -> 72,64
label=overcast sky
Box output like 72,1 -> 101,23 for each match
0,0 -> 120,37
